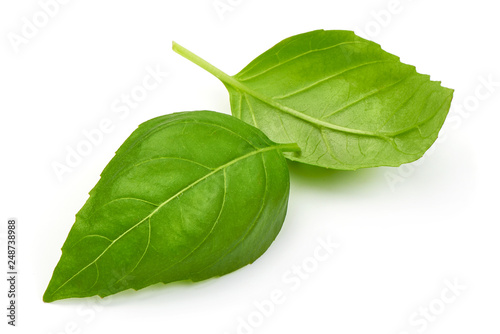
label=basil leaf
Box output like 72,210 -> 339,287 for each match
44,110 -> 299,302
173,30 -> 454,170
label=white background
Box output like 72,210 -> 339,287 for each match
1,0 -> 499,333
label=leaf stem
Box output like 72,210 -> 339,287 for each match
275,143 -> 301,153
172,41 -> 301,155
172,41 -> 236,84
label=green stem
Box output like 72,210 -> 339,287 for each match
172,41 -> 301,155
172,41 -> 258,96
275,143 -> 301,153
172,41 -> 236,84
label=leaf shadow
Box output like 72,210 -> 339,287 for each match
287,160 -> 382,192
103,278 -> 217,306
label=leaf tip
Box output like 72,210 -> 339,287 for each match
42,289 -> 55,303
43,277 -> 67,303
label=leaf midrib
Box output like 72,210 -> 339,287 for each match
230,74 -> 393,139
172,42 -> 393,140
48,144 -> 289,298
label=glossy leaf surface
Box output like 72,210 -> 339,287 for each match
44,110 -> 297,302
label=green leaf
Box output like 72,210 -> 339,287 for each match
173,30 -> 454,170
44,110 -> 299,302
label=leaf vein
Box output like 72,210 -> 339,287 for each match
238,41 -> 368,81
48,145 -> 284,298
115,217 -> 152,285
320,128 -> 343,164
145,169 -> 228,284
376,80 -> 429,133
274,60 -> 394,99
244,94 -> 258,127
190,153 -> 269,277
321,75 -> 411,119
